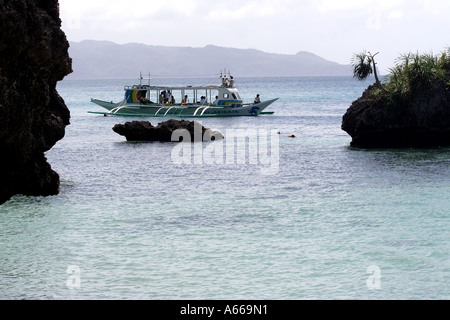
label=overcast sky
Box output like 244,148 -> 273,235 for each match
59,0 -> 450,74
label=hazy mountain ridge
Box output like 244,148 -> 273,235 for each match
67,40 -> 352,79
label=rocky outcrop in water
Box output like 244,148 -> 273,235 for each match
113,120 -> 224,142
0,0 -> 72,204
342,80 -> 450,148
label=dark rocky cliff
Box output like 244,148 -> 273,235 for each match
342,80 -> 450,148
0,0 -> 72,204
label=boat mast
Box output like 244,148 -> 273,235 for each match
138,72 -> 151,87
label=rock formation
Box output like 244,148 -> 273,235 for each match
113,120 -> 224,142
0,0 -> 72,204
342,80 -> 450,148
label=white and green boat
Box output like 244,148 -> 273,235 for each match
89,73 -> 278,117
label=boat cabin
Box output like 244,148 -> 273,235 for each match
124,83 -> 243,108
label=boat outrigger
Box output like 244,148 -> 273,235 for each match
89,73 -> 278,117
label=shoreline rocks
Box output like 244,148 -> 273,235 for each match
0,0 -> 72,205
113,120 -> 224,142
342,81 -> 450,148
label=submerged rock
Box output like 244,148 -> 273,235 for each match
342,81 -> 450,148
0,0 -> 72,204
113,120 -> 224,142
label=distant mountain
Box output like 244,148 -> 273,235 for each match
66,40 -> 351,79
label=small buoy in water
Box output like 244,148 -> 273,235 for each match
289,135 -> 296,138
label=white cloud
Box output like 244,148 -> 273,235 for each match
60,0 -> 199,27
318,0 -> 372,12
207,0 -> 287,21
318,0 -> 406,12
387,10 -> 404,20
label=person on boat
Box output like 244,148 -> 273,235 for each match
167,90 -> 174,104
228,76 -> 235,88
139,96 -> 147,105
254,94 -> 261,104
200,96 -> 206,105
213,96 -> 219,105
162,90 -> 168,104
181,95 -> 189,106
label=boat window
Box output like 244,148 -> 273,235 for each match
223,93 -> 229,99
232,93 -> 237,99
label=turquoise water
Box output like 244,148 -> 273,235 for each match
0,77 -> 449,300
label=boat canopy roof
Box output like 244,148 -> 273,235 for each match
126,84 -> 223,90
125,84 -> 239,92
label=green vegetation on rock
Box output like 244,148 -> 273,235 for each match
352,48 -> 450,107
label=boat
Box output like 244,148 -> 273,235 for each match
89,72 -> 278,117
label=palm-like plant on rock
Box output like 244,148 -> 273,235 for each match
352,51 -> 387,92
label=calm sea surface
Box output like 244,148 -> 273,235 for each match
0,76 -> 449,300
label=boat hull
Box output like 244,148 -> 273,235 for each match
89,98 -> 278,117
